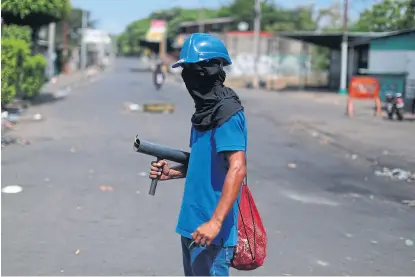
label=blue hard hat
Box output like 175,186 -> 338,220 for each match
172,33 -> 232,68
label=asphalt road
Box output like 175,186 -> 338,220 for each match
2,58 -> 415,276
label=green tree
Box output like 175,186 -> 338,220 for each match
2,0 -> 71,53
1,25 -> 31,43
315,1 -> 342,31
116,0 -> 325,56
55,8 -> 97,48
352,0 -> 415,32
118,18 -> 151,56
116,7 -> 221,56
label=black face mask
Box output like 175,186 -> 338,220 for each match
181,62 -> 243,132
181,64 -> 225,91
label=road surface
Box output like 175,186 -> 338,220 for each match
2,58 -> 415,276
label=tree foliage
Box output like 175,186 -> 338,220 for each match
352,0 -> 415,32
117,0 -> 415,56
1,0 -> 71,27
55,8 -> 98,48
117,0 -> 317,56
1,26 -> 47,106
1,25 -> 31,43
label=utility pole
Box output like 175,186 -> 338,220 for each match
47,22 -> 56,80
81,9 -> 87,71
253,0 -> 261,88
63,21 -> 69,73
198,2 -> 205,32
339,0 -> 349,95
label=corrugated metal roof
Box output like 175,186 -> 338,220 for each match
350,27 -> 415,46
178,17 -> 234,28
278,31 -> 393,49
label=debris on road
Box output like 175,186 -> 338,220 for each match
402,200 -> 415,207
55,87 -> 70,98
100,186 -> 113,192
2,136 -> 31,148
139,172 -> 147,177
33,113 -> 43,121
2,185 -> 23,194
75,249 -> 80,255
6,112 -> 20,123
374,167 -> 415,182
124,102 -> 142,112
124,102 -> 175,114
320,138 -> 330,145
316,260 -> 330,267
2,136 -> 17,148
142,103 -> 175,113
405,239 -> 414,246
287,163 -> 297,169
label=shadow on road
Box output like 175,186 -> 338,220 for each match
129,67 -> 151,73
30,92 -> 66,106
277,85 -> 336,93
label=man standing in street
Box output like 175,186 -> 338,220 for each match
149,33 -> 247,276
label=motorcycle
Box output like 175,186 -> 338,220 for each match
395,93 -> 404,121
385,92 -> 394,120
385,92 -> 404,121
153,64 -> 165,90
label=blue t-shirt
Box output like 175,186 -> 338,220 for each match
176,111 -> 247,246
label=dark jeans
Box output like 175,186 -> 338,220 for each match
181,236 -> 235,276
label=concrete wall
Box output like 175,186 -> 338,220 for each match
224,35 -> 303,57
369,50 -> 410,73
405,52 -> 415,100
369,50 -> 415,101
225,53 -> 309,77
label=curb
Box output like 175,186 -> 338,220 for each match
1,66 -> 105,133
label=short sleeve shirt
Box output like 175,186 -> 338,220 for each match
176,111 -> 247,246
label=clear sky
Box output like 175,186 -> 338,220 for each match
70,0 -> 373,35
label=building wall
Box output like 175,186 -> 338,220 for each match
367,32 -> 415,103
223,33 -> 308,78
405,52 -> 415,100
224,34 -> 303,57
369,50 -> 410,72
370,32 -> 415,51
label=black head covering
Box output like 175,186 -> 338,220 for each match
181,61 -> 243,132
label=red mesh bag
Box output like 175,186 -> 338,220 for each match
231,179 -> 267,270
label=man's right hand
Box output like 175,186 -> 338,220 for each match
149,160 -> 170,181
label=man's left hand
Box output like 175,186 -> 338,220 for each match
191,219 -> 222,246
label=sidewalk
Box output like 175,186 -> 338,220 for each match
40,67 -> 100,97
238,89 -> 415,171
2,66 -> 102,145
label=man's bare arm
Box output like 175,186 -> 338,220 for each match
211,151 -> 246,225
169,164 -> 188,179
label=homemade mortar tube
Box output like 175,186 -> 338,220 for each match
133,135 -> 190,195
